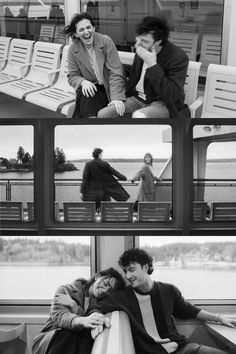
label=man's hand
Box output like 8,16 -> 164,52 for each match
108,100 -> 125,116
81,80 -> 97,97
135,44 -> 157,68
218,315 -> 236,328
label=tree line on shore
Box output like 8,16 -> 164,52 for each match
1,146 -> 77,172
0,238 -> 236,266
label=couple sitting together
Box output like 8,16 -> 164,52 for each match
32,248 -> 236,354
65,13 -> 190,119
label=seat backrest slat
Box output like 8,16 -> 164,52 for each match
101,202 -> 133,222
138,202 -> 171,222
0,201 -> 23,221
64,202 -> 96,222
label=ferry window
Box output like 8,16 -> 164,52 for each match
0,0 -> 65,44
139,236 -> 236,299
0,125 -> 34,222
193,125 -> 236,223
0,236 -> 91,300
80,1 -> 224,72
54,125 -> 172,223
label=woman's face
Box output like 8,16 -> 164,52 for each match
91,276 -> 116,298
144,154 -> 152,164
75,19 -> 95,48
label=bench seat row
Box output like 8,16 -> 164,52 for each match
1,36 -> 236,117
0,201 -> 236,223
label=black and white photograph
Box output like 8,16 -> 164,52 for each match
0,1 -> 236,353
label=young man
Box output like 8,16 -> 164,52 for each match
80,148 -> 130,210
90,248 -> 236,354
98,16 -> 190,119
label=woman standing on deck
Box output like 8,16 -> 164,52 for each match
131,153 -> 161,208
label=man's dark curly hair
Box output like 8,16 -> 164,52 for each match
118,248 -> 154,274
136,16 -> 169,45
92,148 -> 103,159
85,267 -> 126,294
64,12 -> 95,40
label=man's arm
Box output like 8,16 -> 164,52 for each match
197,310 -> 236,328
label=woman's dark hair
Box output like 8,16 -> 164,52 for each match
136,16 -> 169,45
144,152 -> 153,166
64,12 -> 95,40
118,248 -> 154,274
85,267 -> 126,293
92,148 -> 103,158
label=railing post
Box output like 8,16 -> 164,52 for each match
6,179 -> 11,201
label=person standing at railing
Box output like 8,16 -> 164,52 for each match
131,152 -> 161,211
65,12 -> 126,118
32,267 -> 125,354
80,148 -> 130,211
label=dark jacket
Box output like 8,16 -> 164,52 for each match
127,41 -> 190,118
89,281 -> 200,354
80,158 -> 130,205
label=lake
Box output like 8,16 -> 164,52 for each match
0,161 -> 235,208
1,265 -> 236,300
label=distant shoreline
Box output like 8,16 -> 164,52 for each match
70,158 -> 236,163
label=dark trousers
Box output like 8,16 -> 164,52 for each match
46,328 -> 94,354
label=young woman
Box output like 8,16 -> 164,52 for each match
131,153 -> 161,206
32,268 -> 125,354
65,12 -> 126,118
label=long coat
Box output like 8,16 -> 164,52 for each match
32,279 -> 89,354
132,164 -> 159,201
127,40 -> 190,118
80,158 -> 130,207
67,32 -> 126,102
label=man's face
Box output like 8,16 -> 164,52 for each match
135,33 -> 162,53
123,262 -> 149,289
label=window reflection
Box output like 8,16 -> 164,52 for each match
193,125 -> 236,222
0,0 -> 65,44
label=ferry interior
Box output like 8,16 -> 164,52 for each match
0,1 -> 236,354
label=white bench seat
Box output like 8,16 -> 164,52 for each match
0,36 -> 12,71
0,38 -> 34,85
0,42 -> 62,99
25,45 -> 75,112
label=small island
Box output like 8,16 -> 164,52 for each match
0,146 -> 78,173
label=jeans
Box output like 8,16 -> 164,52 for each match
97,96 -> 170,118
176,343 -> 231,354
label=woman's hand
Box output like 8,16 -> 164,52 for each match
74,312 -> 109,329
81,80 -> 97,97
108,100 -> 125,116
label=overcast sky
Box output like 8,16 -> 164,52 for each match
1,125 -> 236,160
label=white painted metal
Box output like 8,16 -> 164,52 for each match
25,45 -> 75,112
0,41 -> 62,99
0,38 -> 34,85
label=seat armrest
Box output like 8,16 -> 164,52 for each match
189,96 -> 204,118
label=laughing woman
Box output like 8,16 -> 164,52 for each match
32,268 -> 125,354
65,12 -> 126,118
